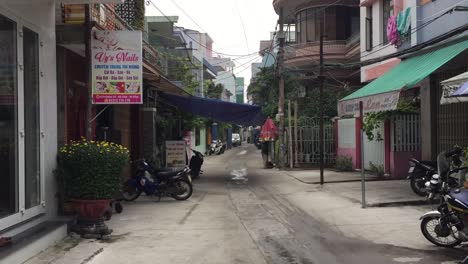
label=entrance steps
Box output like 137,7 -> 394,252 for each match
0,219 -> 69,264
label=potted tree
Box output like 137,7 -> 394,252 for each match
58,139 -> 129,239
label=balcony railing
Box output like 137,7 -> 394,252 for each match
284,34 -> 360,61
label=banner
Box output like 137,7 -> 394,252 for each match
91,30 -> 142,104
338,91 -> 400,116
165,141 -> 187,168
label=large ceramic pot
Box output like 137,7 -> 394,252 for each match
70,199 -> 110,219
70,199 -> 113,239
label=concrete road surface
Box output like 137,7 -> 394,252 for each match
26,145 -> 466,264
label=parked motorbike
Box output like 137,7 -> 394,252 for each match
407,158 -> 438,196
409,152 -> 462,196
420,147 -> 468,247
190,149 -> 204,179
209,140 -> 225,155
254,135 -> 261,150
122,159 -> 193,202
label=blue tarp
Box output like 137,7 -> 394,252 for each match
159,92 -> 264,126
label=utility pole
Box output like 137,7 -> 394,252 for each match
85,4 -> 93,140
277,7 -> 286,168
319,11 -> 325,185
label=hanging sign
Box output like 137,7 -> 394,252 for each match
338,91 -> 400,116
91,30 -> 142,104
165,141 -> 187,168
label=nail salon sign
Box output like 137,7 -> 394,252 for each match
92,30 -> 143,104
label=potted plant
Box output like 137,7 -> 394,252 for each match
58,139 -> 129,239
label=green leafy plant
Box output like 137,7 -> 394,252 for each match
362,97 -> 419,141
334,155 -> 353,171
58,139 -> 130,200
369,162 -> 385,177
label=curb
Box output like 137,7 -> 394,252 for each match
283,172 -> 397,185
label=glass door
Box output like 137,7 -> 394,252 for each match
23,27 -> 41,209
0,11 -> 44,231
0,14 -> 18,220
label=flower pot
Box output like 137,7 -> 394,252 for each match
70,199 -> 110,219
70,199 -> 113,239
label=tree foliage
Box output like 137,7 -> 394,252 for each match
247,66 -> 352,120
205,80 -> 224,99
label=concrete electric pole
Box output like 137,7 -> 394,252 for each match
277,7 -> 286,168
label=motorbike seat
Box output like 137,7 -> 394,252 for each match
450,189 -> 468,209
156,168 -> 185,179
420,160 -> 437,168
410,158 -> 436,171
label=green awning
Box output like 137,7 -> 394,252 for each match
342,39 -> 468,102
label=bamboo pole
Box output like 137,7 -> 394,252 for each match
288,100 -> 293,168
294,100 -> 298,166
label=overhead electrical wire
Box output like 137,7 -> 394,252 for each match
145,0 -> 271,58
283,5 -> 463,70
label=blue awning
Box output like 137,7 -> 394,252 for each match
159,92 -> 264,126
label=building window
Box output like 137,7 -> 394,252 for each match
382,0 -> 394,44
195,128 -> 200,146
296,12 -> 301,43
295,6 -> 359,44
365,6 -> 373,51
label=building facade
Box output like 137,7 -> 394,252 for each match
336,0 -> 468,177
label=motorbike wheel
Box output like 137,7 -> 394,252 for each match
122,184 -> 142,201
420,215 -> 462,248
171,180 -> 193,201
114,202 -> 123,213
410,177 -> 428,196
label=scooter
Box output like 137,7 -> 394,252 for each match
190,149 -> 204,179
408,156 -> 461,196
407,158 -> 437,196
122,160 -> 193,201
209,140 -> 225,155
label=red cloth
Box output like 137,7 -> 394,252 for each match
387,15 -> 400,46
260,118 -> 277,141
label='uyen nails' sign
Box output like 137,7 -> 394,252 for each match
91,30 -> 142,104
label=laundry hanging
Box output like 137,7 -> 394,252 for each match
387,15 -> 399,45
397,7 -> 411,39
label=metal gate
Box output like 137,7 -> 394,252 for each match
295,117 -> 335,165
363,121 -> 385,170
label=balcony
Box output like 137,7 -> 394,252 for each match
272,0 -> 359,17
284,34 -> 360,67
57,3 -> 167,75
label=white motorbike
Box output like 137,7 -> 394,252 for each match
208,140 -> 225,155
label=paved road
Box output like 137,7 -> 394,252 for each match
26,145 -> 466,264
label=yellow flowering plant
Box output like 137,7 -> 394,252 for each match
58,138 -> 130,200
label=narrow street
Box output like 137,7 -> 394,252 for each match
27,146 -> 465,264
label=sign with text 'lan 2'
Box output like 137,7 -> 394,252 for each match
91,30 -> 142,104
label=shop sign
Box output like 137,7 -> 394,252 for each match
91,30 -> 142,104
63,4 -> 85,25
338,91 -> 400,116
165,141 -> 187,168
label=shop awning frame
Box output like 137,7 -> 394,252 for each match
159,92 -> 264,126
338,39 -> 468,116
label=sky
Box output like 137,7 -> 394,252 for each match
145,0 -> 278,89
